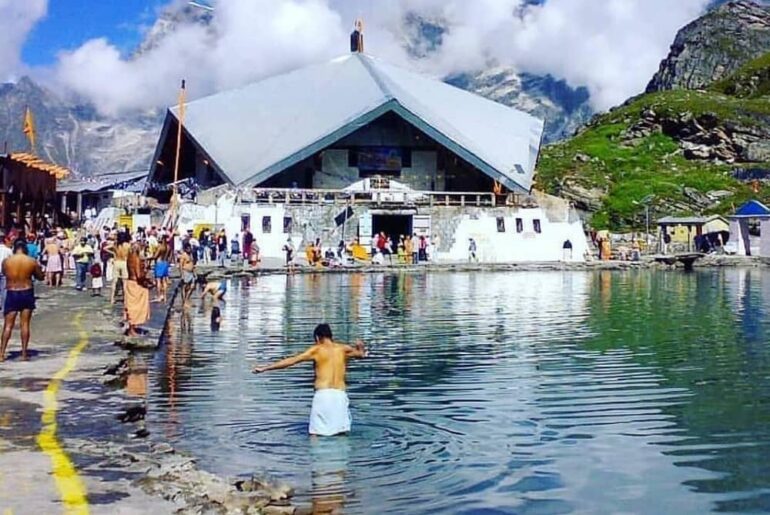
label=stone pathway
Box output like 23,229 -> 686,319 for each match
0,282 -> 176,514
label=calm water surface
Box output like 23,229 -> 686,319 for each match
147,270 -> 770,514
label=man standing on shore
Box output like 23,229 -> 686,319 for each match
0,232 -> 12,310
178,244 -> 196,305
124,243 -> 150,337
111,232 -> 131,304
252,324 -> 366,436
0,240 -> 44,361
72,237 -> 94,291
153,235 -> 171,303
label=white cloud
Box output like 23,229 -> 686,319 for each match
504,0 -> 712,109
0,0 -> 47,82
46,0 -> 713,114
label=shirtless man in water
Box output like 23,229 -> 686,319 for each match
252,324 -> 366,436
0,240 -> 44,361
178,245 -> 195,305
200,279 -> 227,302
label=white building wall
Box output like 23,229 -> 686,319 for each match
441,209 -> 588,263
244,205 -> 302,259
760,220 -> 770,258
176,199 -> 588,263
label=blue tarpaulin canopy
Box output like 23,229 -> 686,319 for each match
732,200 -> 770,218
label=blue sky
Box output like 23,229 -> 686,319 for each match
22,0 -> 168,66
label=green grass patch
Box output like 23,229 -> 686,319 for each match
535,90 -> 770,230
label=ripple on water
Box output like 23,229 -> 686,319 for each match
147,271 -> 770,514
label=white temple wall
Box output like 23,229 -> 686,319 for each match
176,198 -> 588,263
438,209 -> 588,263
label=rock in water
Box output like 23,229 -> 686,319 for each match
647,0 -> 770,92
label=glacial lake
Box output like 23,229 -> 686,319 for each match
147,270 -> 770,514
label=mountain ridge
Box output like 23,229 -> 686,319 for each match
647,0 -> 770,92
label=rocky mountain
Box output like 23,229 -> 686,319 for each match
0,78 -> 160,177
537,1 -> 770,230
133,3 -> 213,57
647,0 -> 770,92
447,69 -> 592,142
403,13 -> 593,142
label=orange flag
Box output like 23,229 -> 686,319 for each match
23,106 -> 36,153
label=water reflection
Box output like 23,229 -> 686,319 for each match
310,438 -> 351,514
126,356 -> 148,398
147,270 -> 770,514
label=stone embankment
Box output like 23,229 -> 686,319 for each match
191,254 -> 769,281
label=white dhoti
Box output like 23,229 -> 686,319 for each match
309,389 -> 351,436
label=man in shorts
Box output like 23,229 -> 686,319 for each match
200,279 -> 227,302
153,235 -> 172,303
0,240 -> 44,361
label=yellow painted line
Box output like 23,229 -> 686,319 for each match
36,313 -> 90,515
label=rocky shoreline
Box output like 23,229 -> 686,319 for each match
99,285 -> 301,514
0,281 -> 299,515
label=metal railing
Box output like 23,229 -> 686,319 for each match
239,188 -> 529,208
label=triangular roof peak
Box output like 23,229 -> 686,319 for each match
733,199 -> 770,218
158,53 -> 544,192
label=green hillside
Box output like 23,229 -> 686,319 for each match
536,58 -> 770,230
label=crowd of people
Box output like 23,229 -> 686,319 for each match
0,222 -> 263,360
300,232 -> 445,268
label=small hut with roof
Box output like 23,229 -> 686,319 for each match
729,200 -> 770,256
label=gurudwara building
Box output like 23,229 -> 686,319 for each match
146,41 -> 588,263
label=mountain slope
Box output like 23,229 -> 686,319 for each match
534,0 -> 770,230
0,78 -> 161,176
447,68 -> 592,142
536,87 -> 769,229
647,0 -> 770,92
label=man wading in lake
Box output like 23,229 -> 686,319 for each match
252,324 -> 366,436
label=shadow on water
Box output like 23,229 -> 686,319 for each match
145,270 -> 770,514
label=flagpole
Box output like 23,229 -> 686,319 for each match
172,80 -> 187,204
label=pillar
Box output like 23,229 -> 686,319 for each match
760,220 -> 770,258
76,192 -> 83,222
